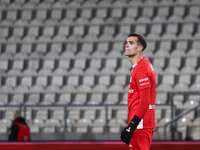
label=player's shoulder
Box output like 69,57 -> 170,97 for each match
138,59 -> 154,72
138,58 -> 151,67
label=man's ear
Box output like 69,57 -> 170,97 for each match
137,45 -> 143,52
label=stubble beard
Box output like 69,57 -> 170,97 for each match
124,51 -> 135,57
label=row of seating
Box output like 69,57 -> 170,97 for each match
0,23 -> 200,38
0,39 -> 199,54
1,0 -> 199,10
1,6 -> 200,22
0,56 -> 199,69
0,86 -> 199,106
1,0 -> 199,5
2,73 -> 200,92
0,92 -> 128,105
1,23 -> 200,39
1,35 -> 200,45
1,0 -> 199,9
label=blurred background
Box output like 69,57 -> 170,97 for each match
0,0 -> 200,143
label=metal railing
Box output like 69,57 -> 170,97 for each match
0,104 -> 127,132
163,92 -> 200,140
164,104 -> 200,140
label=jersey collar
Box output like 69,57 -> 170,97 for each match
132,57 -> 145,69
132,63 -> 137,68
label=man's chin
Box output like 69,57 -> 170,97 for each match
124,53 -> 129,56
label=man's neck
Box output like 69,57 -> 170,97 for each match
129,55 -> 143,66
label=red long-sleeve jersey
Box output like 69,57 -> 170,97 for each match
127,57 -> 156,129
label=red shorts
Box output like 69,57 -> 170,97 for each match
129,128 -> 154,150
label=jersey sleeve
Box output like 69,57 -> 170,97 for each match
135,67 -> 151,91
134,66 -> 151,120
135,88 -> 150,120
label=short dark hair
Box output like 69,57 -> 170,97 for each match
128,33 -> 147,51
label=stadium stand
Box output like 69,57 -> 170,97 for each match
0,0 -> 200,141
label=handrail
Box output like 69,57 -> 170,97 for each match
164,103 -> 200,140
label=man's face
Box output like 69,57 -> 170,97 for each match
124,36 -> 140,56
12,114 -> 16,121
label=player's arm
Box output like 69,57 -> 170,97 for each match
135,87 -> 150,120
8,123 -> 19,141
120,88 -> 150,145
135,67 -> 151,120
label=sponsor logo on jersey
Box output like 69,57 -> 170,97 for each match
140,82 -> 149,86
149,104 -> 155,109
139,78 -> 149,86
128,89 -> 134,93
139,77 -> 148,82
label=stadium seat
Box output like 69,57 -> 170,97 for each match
83,108 -> 96,120
157,74 -> 175,92
92,118 -> 105,133
119,93 -> 128,104
32,118 -> 45,129
152,57 -> 166,70
44,118 -> 60,132
168,6 -> 185,22
178,23 -> 194,40
51,9 -> 62,21
4,109 -> 15,120
36,72 -> 50,87
113,75 -> 128,87
9,93 -> 24,105
80,42 -> 94,53
77,84 -> 92,94
156,92 -> 168,104
67,108 -> 80,121
104,93 -> 119,105
20,75 -> 34,87
173,75 -> 191,92
14,85 -> 29,94
72,93 -> 88,105
134,24 -> 147,36
162,23 -> 178,40
108,118 -> 126,133
26,92 -> 41,105
146,24 -> 162,40
115,106 -> 128,120
87,93 -> 103,105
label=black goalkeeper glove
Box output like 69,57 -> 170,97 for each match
120,115 -> 141,145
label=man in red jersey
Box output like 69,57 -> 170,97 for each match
8,110 -> 31,141
120,33 -> 156,150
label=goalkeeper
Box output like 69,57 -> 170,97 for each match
120,33 -> 156,150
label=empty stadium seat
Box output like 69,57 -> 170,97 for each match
157,74 -> 175,92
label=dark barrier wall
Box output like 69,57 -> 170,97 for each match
1,141 -> 200,150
